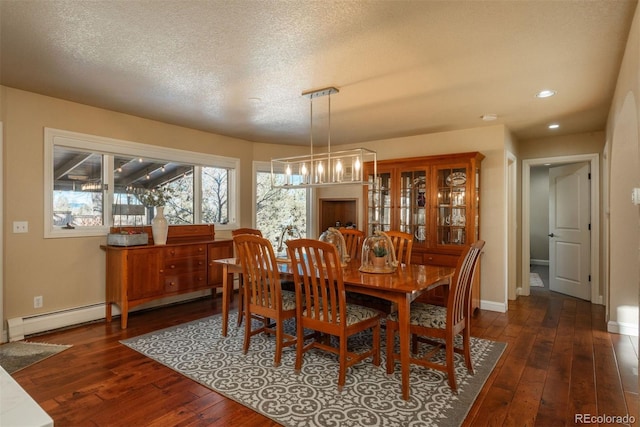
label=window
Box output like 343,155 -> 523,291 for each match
45,128 -> 239,238
254,162 -> 309,256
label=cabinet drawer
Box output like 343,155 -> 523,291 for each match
422,253 -> 459,267
164,272 -> 208,292
164,245 -> 207,259
163,255 -> 207,273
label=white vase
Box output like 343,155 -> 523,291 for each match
151,206 -> 168,245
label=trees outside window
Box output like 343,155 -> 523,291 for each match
255,170 -> 307,253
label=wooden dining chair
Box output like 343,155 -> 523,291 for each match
286,238 -> 382,391
338,228 -> 365,261
385,239 -> 485,392
385,230 -> 413,265
231,228 -> 263,327
233,234 -> 297,367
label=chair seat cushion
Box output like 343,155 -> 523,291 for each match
303,302 -> 380,326
387,302 -> 446,329
281,290 -> 297,310
254,290 -> 297,310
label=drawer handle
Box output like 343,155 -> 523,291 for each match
170,264 -> 176,269
198,247 -> 204,252
170,250 -> 175,255
169,282 -> 176,286
198,261 -> 204,265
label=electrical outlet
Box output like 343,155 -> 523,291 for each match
13,221 -> 28,233
34,296 -> 43,309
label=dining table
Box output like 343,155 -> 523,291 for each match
213,257 -> 455,400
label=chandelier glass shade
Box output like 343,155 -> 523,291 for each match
270,86 -> 377,188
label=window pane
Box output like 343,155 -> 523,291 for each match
202,166 -> 229,224
46,128 -> 239,237
256,171 -> 307,254
115,155 -> 194,225
52,146 -> 104,228
163,171 -> 193,224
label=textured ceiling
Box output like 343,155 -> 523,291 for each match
0,0 -> 637,146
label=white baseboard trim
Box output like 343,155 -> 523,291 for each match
607,320 -> 639,337
530,259 -> 549,266
480,300 -> 507,313
6,290 -> 216,342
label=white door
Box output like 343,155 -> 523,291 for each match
548,162 -> 591,300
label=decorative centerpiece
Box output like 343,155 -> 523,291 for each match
360,230 -> 398,273
318,227 -> 349,266
134,187 -> 174,245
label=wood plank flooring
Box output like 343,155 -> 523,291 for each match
8,288 -> 638,426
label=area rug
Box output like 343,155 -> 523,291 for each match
122,312 -> 506,427
530,272 -> 545,287
0,341 -> 72,374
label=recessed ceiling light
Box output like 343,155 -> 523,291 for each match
548,123 -> 560,129
481,113 -> 498,121
536,89 -> 557,98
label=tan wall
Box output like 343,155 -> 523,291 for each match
2,86 -> 254,320
605,4 -> 640,333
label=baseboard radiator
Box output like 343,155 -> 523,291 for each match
6,289 -> 219,342
7,303 -> 114,342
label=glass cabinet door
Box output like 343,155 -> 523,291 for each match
399,170 -> 427,242
436,166 -> 467,246
367,171 -> 392,235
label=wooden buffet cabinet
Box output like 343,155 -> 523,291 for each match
103,224 -> 233,329
363,152 -> 484,311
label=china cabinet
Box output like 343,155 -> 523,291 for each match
363,152 -> 483,309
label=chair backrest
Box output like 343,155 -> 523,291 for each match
232,228 -> 263,237
339,228 -> 364,261
385,231 -> 414,265
233,234 -> 283,313
447,240 -> 485,330
286,239 -> 346,328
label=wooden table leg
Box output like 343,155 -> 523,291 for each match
397,294 -> 411,400
221,264 -> 230,337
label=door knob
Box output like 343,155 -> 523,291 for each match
548,233 -> 554,237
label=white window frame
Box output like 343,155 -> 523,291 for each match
44,128 -> 239,238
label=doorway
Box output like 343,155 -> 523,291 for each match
521,154 -> 600,302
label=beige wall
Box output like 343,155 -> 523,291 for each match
518,131 -> 605,160
605,4 -> 640,334
2,87 -> 254,320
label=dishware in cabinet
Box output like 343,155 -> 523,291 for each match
362,152 -> 483,311
431,155 -> 482,250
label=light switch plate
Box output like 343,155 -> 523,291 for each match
632,188 -> 640,206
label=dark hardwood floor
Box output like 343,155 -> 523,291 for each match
8,288 -> 638,426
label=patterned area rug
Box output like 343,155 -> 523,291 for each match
0,341 -> 72,374
530,272 -> 545,287
122,313 -> 506,427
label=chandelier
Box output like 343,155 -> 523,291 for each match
270,87 -> 376,188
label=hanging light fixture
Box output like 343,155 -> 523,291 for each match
270,86 -> 376,188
